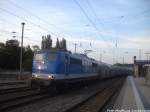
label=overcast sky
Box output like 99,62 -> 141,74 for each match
0,0 -> 150,64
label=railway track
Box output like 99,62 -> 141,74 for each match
11,77 -> 122,112
0,88 -> 39,103
0,86 -> 30,95
0,83 -> 48,111
0,80 -> 29,95
0,77 -> 125,112
0,81 -> 27,86
64,77 -> 125,112
0,91 -> 50,111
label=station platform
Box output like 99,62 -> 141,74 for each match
113,76 -> 150,111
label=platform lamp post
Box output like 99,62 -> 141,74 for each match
74,43 -> 77,53
123,51 -> 128,64
122,57 -> 124,64
19,22 -> 25,80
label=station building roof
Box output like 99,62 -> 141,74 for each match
134,60 -> 150,65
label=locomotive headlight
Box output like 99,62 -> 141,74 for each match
32,74 -> 38,78
48,75 -> 54,80
38,66 -> 41,70
48,75 -> 52,79
35,74 -> 38,78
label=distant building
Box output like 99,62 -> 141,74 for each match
134,56 -> 150,77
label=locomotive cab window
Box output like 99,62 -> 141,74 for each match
48,52 -> 56,61
34,53 -> 44,61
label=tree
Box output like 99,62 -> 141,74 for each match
23,45 -> 33,71
0,39 -> 35,71
0,42 -> 5,48
0,40 -> 20,69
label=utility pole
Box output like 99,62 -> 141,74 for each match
122,57 -> 124,64
74,43 -> 77,53
100,53 -> 102,62
19,22 -> 25,80
139,49 -> 141,60
123,51 -> 128,64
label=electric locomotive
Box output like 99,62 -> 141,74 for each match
31,36 -> 132,89
31,49 -> 101,88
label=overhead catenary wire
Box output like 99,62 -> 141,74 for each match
5,0 -> 95,52
86,0 -> 105,27
7,0 -> 74,38
8,0 -> 54,26
2,0 -> 109,51
86,0 -> 116,48
0,20 -> 44,42
0,18 -> 46,36
85,0 -> 125,63
73,0 -> 112,48
0,29 -> 40,44
0,1 -> 76,49
0,18 -> 20,29
0,7 -> 58,37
